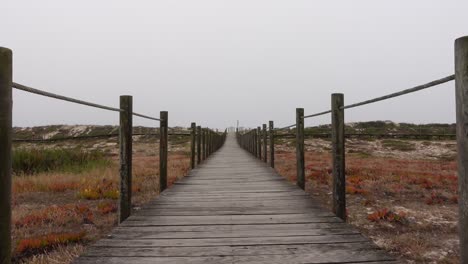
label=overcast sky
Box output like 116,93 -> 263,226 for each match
2,0 -> 467,129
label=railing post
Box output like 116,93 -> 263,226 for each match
249,131 -> 251,153
208,130 -> 212,156
190,122 -> 196,169
250,131 -> 254,154
209,129 -> 212,155
262,124 -> 267,163
253,129 -> 258,157
197,126 -> 201,163
455,36 -> 468,264
269,121 -> 275,168
247,131 -> 252,153
257,126 -> 262,160
119,95 -> 133,223
247,131 -> 249,152
202,128 -> 206,160
331,94 -> 346,221
296,108 -> 305,190
159,111 -> 168,192
0,47 -> 12,264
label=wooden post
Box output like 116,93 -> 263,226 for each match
296,108 -> 305,190
247,131 -> 250,152
202,128 -> 206,160
253,129 -> 257,157
208,129 -> 213,155
159,111 -> 168,192
207,129 -> 210,156
249,131 -> 252,153
119,95 -> 133,223
250,131 -> 254,154
197,126 -> 201,164
331,94 -> 346,221
262,124 -> 267,163
0,47 -> 12,264
190,122 -> 196,169
455,36 -> 468,264
269,121 -> 275,168
257,126 -> 262,160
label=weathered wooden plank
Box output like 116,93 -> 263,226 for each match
152,196 -> 317,203
139,205 -> 326,212
122,215 -> 341,226
159,191 -> 306,198
106,227 -> 359,239
74,248 -> 394,264
81,242 -> 381,257
93,234 -> 368,247
142,200 -> 326,208
111,222 -> 352,233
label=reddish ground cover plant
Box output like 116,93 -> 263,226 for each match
274,138 -> 459,263
367,208 -> 407,223
97,201 -> 117,215
14,204 -> 94,228
15,232 -> 86,260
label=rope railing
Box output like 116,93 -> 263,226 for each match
13,82 -> 161,121
273,132 -> 456,139
304,110 -> 332,119
13,82 -> 123,113
132,112 -> 161,121
302,75 -> 454,119
275,123 -> 296,131
341,74 -> 455,110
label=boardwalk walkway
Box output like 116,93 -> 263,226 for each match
74,134 -> 396,264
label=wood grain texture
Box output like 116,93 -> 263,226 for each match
332,94 -> 346,221
119,96 -> 133,223
269,121 -> 275,168
0,47 -> 12,264
456,36 -> 468,264
296,108 -> 305,190
74,133 -> 396,264
197,126 -> 201,164
190,122 -> 196,169
159,111 -> 168,192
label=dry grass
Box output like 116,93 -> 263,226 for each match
274,138 -> 459,263
12,140 -> 190,264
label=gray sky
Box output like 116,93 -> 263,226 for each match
2,0 -> 467,129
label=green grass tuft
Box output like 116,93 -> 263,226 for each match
13,148 -> 110,175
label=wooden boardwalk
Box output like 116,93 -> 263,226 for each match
74,134 -> 397,264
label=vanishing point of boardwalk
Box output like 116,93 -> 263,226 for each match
73,133 -> 396,264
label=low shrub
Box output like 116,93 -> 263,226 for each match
13,147 -> 110,175
381,140 -> 416,152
